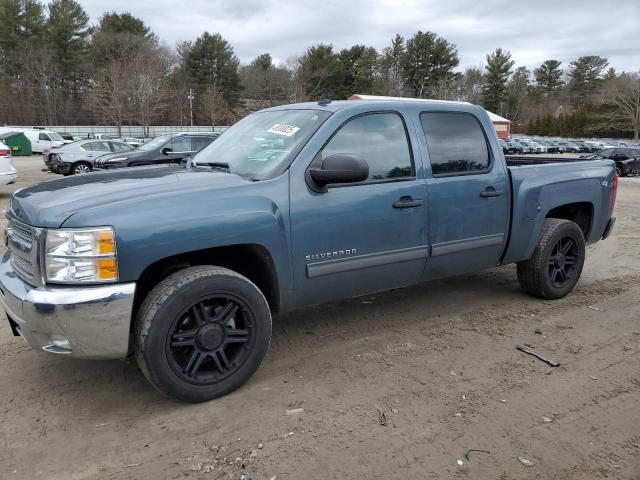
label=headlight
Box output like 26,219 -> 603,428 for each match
105,156 -> 127,163
45,227 -> 118,284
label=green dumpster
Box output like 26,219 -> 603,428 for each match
0,131 -> 32,156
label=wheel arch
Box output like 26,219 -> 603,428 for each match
545,201 -> 594,238
132,243 -> 281,324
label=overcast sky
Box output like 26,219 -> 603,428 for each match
76,0 -> 639,72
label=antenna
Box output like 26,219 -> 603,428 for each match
317,93 -> 331,106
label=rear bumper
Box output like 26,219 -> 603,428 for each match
602,217 -> 616,240
0,251 -> 136,359
0,171 -> 17,185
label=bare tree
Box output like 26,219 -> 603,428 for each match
599,72 -> 640,140
200,79 -> 227,127
130,45 -> 172,136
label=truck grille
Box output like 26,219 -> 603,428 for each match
6,218 -> 41,284
10,254 -> 34,279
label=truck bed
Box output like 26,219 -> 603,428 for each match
505,155 -> 592,167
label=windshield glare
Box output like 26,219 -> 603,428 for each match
193,109 -> 330,179
49,132 -> 64,141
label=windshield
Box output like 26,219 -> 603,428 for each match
138,135 -> 171,151
193,109 -> 331,180
49,132 -> 64,141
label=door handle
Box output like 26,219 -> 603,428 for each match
480,186 -> 504,198
393,196 -> 424,209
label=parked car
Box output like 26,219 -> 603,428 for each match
557,141 -> 581,153
514,138 -> 541,153
57,132 -> 80,142
122,137 -> 145,148
0,141 -> 17,185
537,140 -> 560,153
0,98 -> 617,402
86,133 -> 119,140
582,147 -> 640,176
499,139 -> 519,154
507,139 -> 529,153
44,139 -> 136,175
0,128 -> 69,153
94,132 -> 219,169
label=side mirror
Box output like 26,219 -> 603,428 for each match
161,146 -> 172,155
309,154 -> 369,187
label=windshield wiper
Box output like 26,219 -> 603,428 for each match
198,161 -> 231,172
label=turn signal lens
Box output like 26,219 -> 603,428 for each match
97,258 -> 118,281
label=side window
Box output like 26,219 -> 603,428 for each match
39,133 -> 50,141
90,141 -> 111,151
601,149 -> 615,159
111,142 -> 132,153
321,113 -> 413,181
192,136 -> 214,152
169,136 -> 192,152
420,112 -> 490,175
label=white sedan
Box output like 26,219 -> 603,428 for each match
0,142 -> 18,185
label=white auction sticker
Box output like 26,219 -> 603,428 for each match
267,124 -> 300,137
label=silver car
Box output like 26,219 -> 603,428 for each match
43,139 -> 135,175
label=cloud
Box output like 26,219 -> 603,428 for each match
74,0 -> 640,71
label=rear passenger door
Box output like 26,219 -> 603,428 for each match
420,112 -> 509,280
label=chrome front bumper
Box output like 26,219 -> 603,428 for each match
0,251 -> 136,359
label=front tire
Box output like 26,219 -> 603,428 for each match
135,266 -> 272,402
517,218 -> 586,299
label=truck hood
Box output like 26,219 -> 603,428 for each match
9,165 -> 248,228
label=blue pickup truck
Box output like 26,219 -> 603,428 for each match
0,98 -> 617,402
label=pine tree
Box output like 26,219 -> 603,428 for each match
379,34 -> 405,96
47,0 -> 91,84
568,55 -> 608,105
482,48 -> 514,113
534,60 -> 563,96
298,44 -> 343,99
185,31 -> 241,106
400,31 -> 459,98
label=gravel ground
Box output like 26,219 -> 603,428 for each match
0,156 -> 639,480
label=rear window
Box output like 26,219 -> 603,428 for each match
420,112 -> 490,176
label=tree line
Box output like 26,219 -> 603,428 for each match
0,0 -> 638,139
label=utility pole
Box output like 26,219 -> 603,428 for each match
187,88 -> 195,127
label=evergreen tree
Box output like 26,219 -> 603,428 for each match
534,60 -> 563,96
96,11 -> 155,38
400,31 -> 459,97
568,55 -> 608,105
47,0 -> 91,83
0,0 -> 46,73
337,45 -> 379,97
379,34 -> 405,96
298,44 -> 343,99
91,12 -> 156,66
482,48 -> 514,113
185,31 -> 241,106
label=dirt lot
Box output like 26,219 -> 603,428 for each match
1,156 -> 639,480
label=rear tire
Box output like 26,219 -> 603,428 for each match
517,218 -> 585,299
72,162 -> 92,175
135,266 -> 272,402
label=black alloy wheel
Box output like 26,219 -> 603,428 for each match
167,294 -> 256,385
547,234 -> 580,289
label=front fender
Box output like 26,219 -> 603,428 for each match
62,173 -> 293,307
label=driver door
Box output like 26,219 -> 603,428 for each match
289,111 -> 429,308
